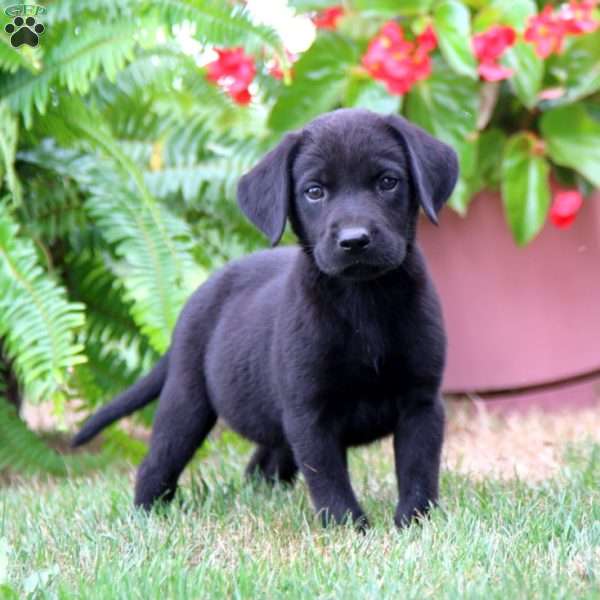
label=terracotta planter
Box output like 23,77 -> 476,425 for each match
419,190 -> 600,407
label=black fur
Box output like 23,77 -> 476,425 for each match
72,109 -> 459,528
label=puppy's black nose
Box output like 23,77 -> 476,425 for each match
338,227 -> 371,252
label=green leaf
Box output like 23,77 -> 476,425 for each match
406,70 -> 479,150
344,77 -> 401,114
448,176 -> 475,216
353,0 -> 433,16
449,128 -> 507,215
504,42 -> 544,109
474,0 -> 536,32
287,0 -> 338,12
268,33 -> 359,132
493,0 -> 537,30
547,34 -> 600,106
433,0 -> 478,79
540,104 -> 600,188
501,133 -> 550,245
478,128 -> 507,187
406,68 -> 479,203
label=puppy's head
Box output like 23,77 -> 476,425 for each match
237,109 -> 458,281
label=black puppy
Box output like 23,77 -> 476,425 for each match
73,108 -> 458,528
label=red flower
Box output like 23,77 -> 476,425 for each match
524,5 -> 568,58
416,24 -> 438,53
559,0 -> 599,35
362,22 -> 438,96
525,2 -> 599,58
230,88 -> 252,105
312,5 -> 344,30
472,25 -> 516,82
206,47 -> 256,105
550,189 -> 584,228
380,21 -> 406,46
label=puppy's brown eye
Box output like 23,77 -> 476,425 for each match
305,185 -> 325,202
379,176 -> 398,191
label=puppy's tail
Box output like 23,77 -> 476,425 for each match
71,353 -> 169,447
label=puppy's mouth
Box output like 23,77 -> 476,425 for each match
338,262 -> 392,281
315,257 -> 398,281
313,243 -> 406,281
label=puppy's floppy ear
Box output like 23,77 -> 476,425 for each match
385,114 -> 459,225
237,132 -> 301,246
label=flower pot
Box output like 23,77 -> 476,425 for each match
419,190 -> 600,408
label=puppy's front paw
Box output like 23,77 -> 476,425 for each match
319,507 -> 370,532
394,500 -> 435,528
355,513 -> 370,534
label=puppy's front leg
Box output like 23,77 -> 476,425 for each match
285,418 -> 367,528
394,390 -> 445,527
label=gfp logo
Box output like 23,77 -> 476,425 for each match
4,4 -> 46,48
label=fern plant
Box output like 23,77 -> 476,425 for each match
0,0 -> 284,474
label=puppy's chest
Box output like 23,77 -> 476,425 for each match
313,320 -> 415,444
320,372 -> 401,445
320,332 -> 408,410
329,313 -> 407,376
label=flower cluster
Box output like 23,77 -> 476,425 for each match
550,189 -> 584,228
312,5 -> 344,30
206,47 -> 256,105
472,26 -> 517,82
525,1 -> 599,58
362,22 -> 437,96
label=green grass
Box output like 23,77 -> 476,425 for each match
1,439 -> 599,599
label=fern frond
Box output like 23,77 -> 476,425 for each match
95,46 -> 192,102
44,0 -> 137,25
150,0 -> 283,54
17,173 -> 86,244
20,142 -> 205,352
65,251 -> 148,347
88,187 -> 205,350
37,97 -> 203,284
0,201 -> 85,404
146,128 -> 266,206
0,37 -> 36,74
0,103 -> 22,206
0,19 -> 159,125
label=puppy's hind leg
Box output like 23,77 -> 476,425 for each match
245,445 -> 298,485
134,374 -> 216,509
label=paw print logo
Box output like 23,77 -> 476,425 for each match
5,15 -> 45,48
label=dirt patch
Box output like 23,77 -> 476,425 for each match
443,399 -> 600,481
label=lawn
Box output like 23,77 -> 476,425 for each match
1,407 -> 599,599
